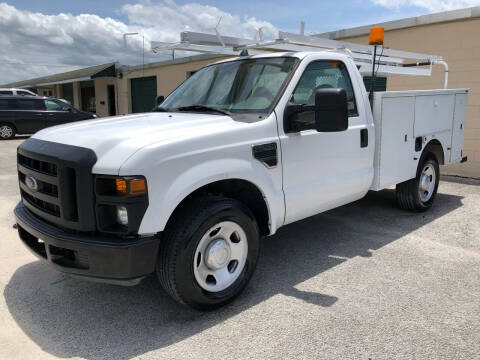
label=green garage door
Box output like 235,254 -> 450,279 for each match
131,76 -> 157,113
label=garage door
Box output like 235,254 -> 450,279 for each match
131,76 -> 157,113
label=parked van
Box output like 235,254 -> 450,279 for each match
0,96 -> 95,139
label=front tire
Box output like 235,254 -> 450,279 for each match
396,154 -> 440,212
156,196 -> 260,310
0,123 -> 15,140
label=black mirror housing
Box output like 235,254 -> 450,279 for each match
285,88 -> 348,133
314,88 -> 348,132
156,95 -> 165,106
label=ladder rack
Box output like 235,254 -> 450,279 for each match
151,30 -> 449,87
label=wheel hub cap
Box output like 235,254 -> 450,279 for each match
205,239 -> 231,270
193,221 -> 248,292
0,126 -> 13,138
418,164 -> 436,202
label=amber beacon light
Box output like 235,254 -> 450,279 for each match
369,27 -> 384,45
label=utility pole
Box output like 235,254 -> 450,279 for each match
124,32 -> 145,75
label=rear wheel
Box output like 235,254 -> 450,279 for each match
396,154 -> 439,212
0,123 -> 15,140
156,196 -> 260,310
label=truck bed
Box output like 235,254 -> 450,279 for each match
370,88 -> 468,191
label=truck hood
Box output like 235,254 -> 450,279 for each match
33,112 -> 244,174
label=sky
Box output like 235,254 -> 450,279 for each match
1,0 -> 480,84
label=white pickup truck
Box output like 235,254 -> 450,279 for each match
14,49 -> 468,310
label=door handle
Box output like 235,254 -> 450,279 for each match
35,113 -> 43,116
360,129 -> 368,148
47,114 -> 55,116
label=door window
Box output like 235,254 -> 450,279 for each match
0,90 -> 13,95
44,99 -> 69,111
17,99 -> 43,110
17,90 -> 33,96
0,99 -> 14,109
292,61 -> 358,126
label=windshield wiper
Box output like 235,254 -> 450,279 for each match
176,105 -> 231,116
154,106 -> 169,112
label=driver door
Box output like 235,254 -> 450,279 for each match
280,59 -> 373,224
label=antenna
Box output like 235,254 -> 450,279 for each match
255,27 -> 265,42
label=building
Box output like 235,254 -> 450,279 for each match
1,54 -> 227,118
2,7 -> 479,177
316,6 -> 480,177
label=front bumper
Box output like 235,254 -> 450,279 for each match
14,202 -> 160,284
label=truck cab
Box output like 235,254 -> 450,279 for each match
14,48 -> 467,310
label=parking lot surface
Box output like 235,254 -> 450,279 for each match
1,137 -> 479,360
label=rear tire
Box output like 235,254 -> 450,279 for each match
156,196 -> 260,310
396,153 -> 439,212
0,123 -> 15,140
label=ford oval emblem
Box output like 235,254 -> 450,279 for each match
26,174 -> 39,191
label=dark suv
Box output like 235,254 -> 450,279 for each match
0,96 -> 95,140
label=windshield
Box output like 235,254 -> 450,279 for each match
160,57 -> 297,114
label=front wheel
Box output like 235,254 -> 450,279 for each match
156,196 -> 260,310
396,154 -> 440,212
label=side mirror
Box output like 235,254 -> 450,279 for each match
284,88 -> 348,133
314,88 -> 348,132
156,95 -> 165,106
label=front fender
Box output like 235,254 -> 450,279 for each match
121,155 -> 285,236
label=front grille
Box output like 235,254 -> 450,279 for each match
18,153 -> 57,176
17,138 -> 97,232
18,153 -> 64,219
21,189 -> 60,217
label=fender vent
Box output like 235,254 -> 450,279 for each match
252,143 -> 278,168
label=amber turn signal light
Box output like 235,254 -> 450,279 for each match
115,178 -> 127,196
369,27 -> 384,45
129,179 -> 147,195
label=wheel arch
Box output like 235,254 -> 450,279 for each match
0,122 -> 17,132
423,139 -> 445,165
164,179 -> 271,237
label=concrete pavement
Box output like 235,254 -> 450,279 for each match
1,137 -> 479,360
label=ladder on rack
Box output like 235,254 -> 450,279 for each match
151,30 -> 449,88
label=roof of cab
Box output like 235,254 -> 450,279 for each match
211,50 -> 343,65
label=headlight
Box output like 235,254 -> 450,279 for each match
95,176 -> 149,235
116,206 -> 128,226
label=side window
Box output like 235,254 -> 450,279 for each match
0,90 -> 13,95
17,91 -> 32,96
0,99 -> 10,110
292,61 -> 358,117
17,99 -> 43,110
44,100 -> 69,111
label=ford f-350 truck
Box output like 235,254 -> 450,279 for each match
14,45 -> 468,310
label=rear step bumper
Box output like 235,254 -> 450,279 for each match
14,202 -> 160,285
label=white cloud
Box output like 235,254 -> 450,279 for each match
371,0 -> 480,11
0,1 -> 278,84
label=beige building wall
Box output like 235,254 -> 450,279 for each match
339,18 -> 480,178
72,81 -> 81,109
94,77 -> 117,117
